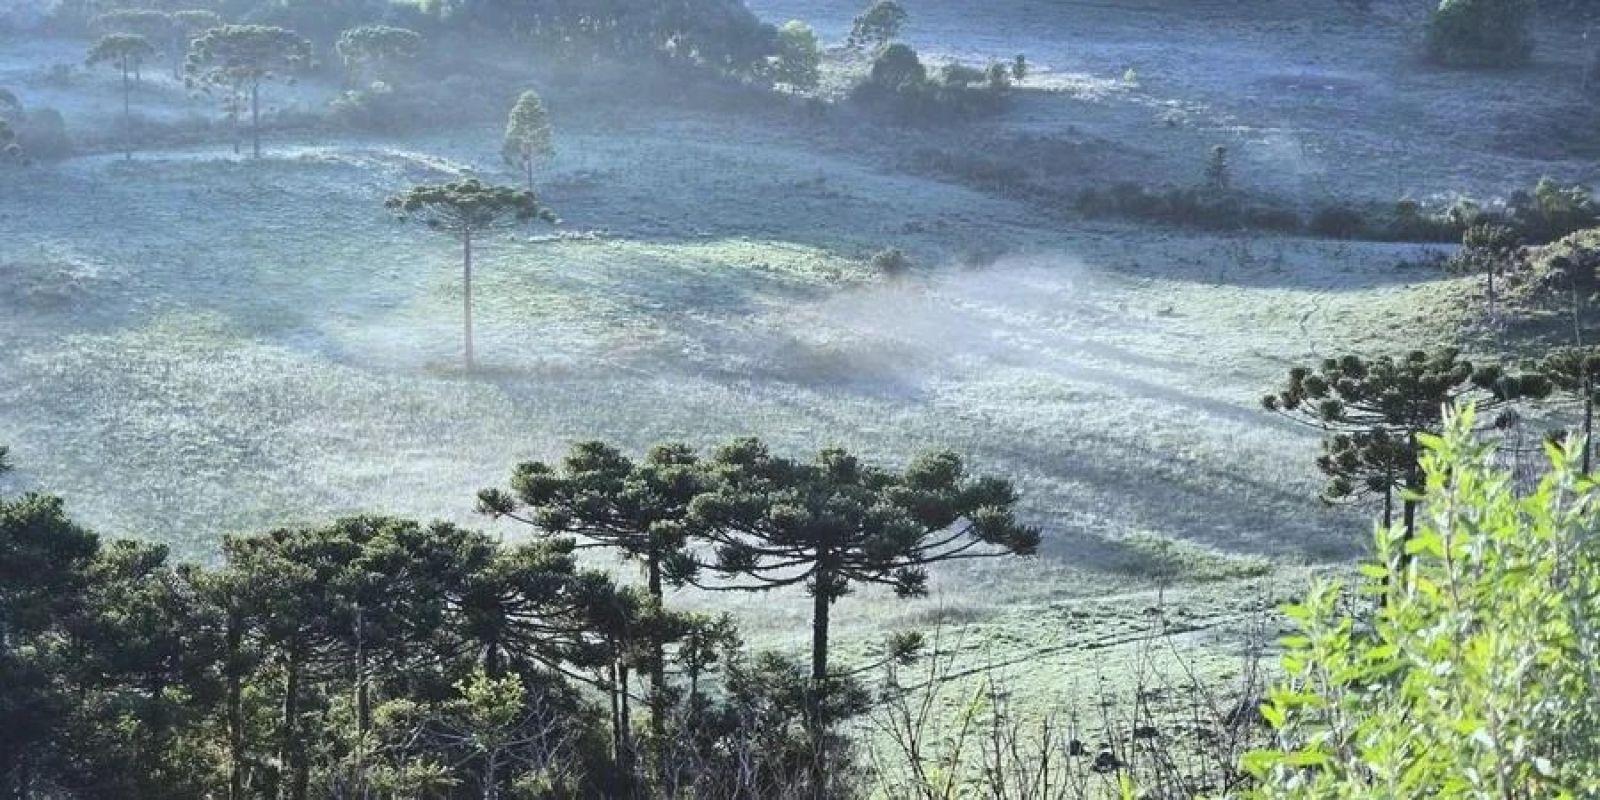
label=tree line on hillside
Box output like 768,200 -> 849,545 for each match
0,0 -> 1032,168
0,439 -> 1037,798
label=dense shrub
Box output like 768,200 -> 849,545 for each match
327,83 -> 420,131
771,20 -> 821,91
851,44 -> 1010,123
1075,182 -> 1305,234
1510,177 -> 1600,243
0,87 -> 70,159
1383,197 -> 1462,242
908,147 -> 1031,194
870,247 -> 914,278
1248,407 -> 1600,796
1426,0 -> 1535,68
1523,227 -> 1600,300
11,106 -> 71,160
1308,204 -> 1368,239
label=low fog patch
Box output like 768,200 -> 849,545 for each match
675,253 -> 1114,400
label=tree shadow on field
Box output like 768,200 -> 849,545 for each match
976,430 -> 1365,564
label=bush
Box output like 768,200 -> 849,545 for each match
1247,406 -> 1600,796
1076,181 -> 1306,234
939,63 -> 986,87
327,82 -> 422,131
909,147 -> 1030,194
1308,204 -> 1368,239
1426,0 -> 1535,68
1529,228 -> 1600,298
868,42 -> 925,91
13,106 -> 71,159
1384,197 -> 1463,242
1511,177 -> 1599,243
870,247 -> 914,279
851,44 -> 1009,123
771,20 -> 821,91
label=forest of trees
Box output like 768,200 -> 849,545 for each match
0,439 -> 1037,798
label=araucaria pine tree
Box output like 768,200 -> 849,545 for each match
1264,349 -> 1550,552
693,442 -> 1039,682
90,9 -> 169,84
688,439 -> 1038,782
185,25 -> 313,159
386,180 -> 553,369
477,441 -> 705,741
87,33 -> 155,160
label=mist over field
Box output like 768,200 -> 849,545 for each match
5,0 -> 1600,796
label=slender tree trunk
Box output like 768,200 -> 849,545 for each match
122,60 -> 132,160
484,636 -> 501,678
1585,389 -> 1594,475
279,649 -> 307,800
250,82 -> 261,159
619,662 -> 632,762
483,751 -> 499,800
462,231 -> 475,369
609,658 -> 623,761
226,612 -> 246,800
140,673 -> 169,794
354,604 -> 371,739
808,563 -> 833,799
810,572 -> 830,684
1400,458 -> 1421,569
525,160 -> 537,235
1382,482 -> 1393,532
647,553 -> 666,741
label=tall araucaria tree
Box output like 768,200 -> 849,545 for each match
91,9 -> 170,84
478,441 -> 705,740
688,441 -> 1037,786
1263,349 -> 1549,553
87,33 -> 156,160
386,180 -> 553,369
690,442 -> 1036,683
185,24 -> 313,159
502,90 -> 553,197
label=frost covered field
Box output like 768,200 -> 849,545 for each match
0,128 -> 1458,566
3,0 -> 1573,710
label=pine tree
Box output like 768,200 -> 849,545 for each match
502,90 -> 553,197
